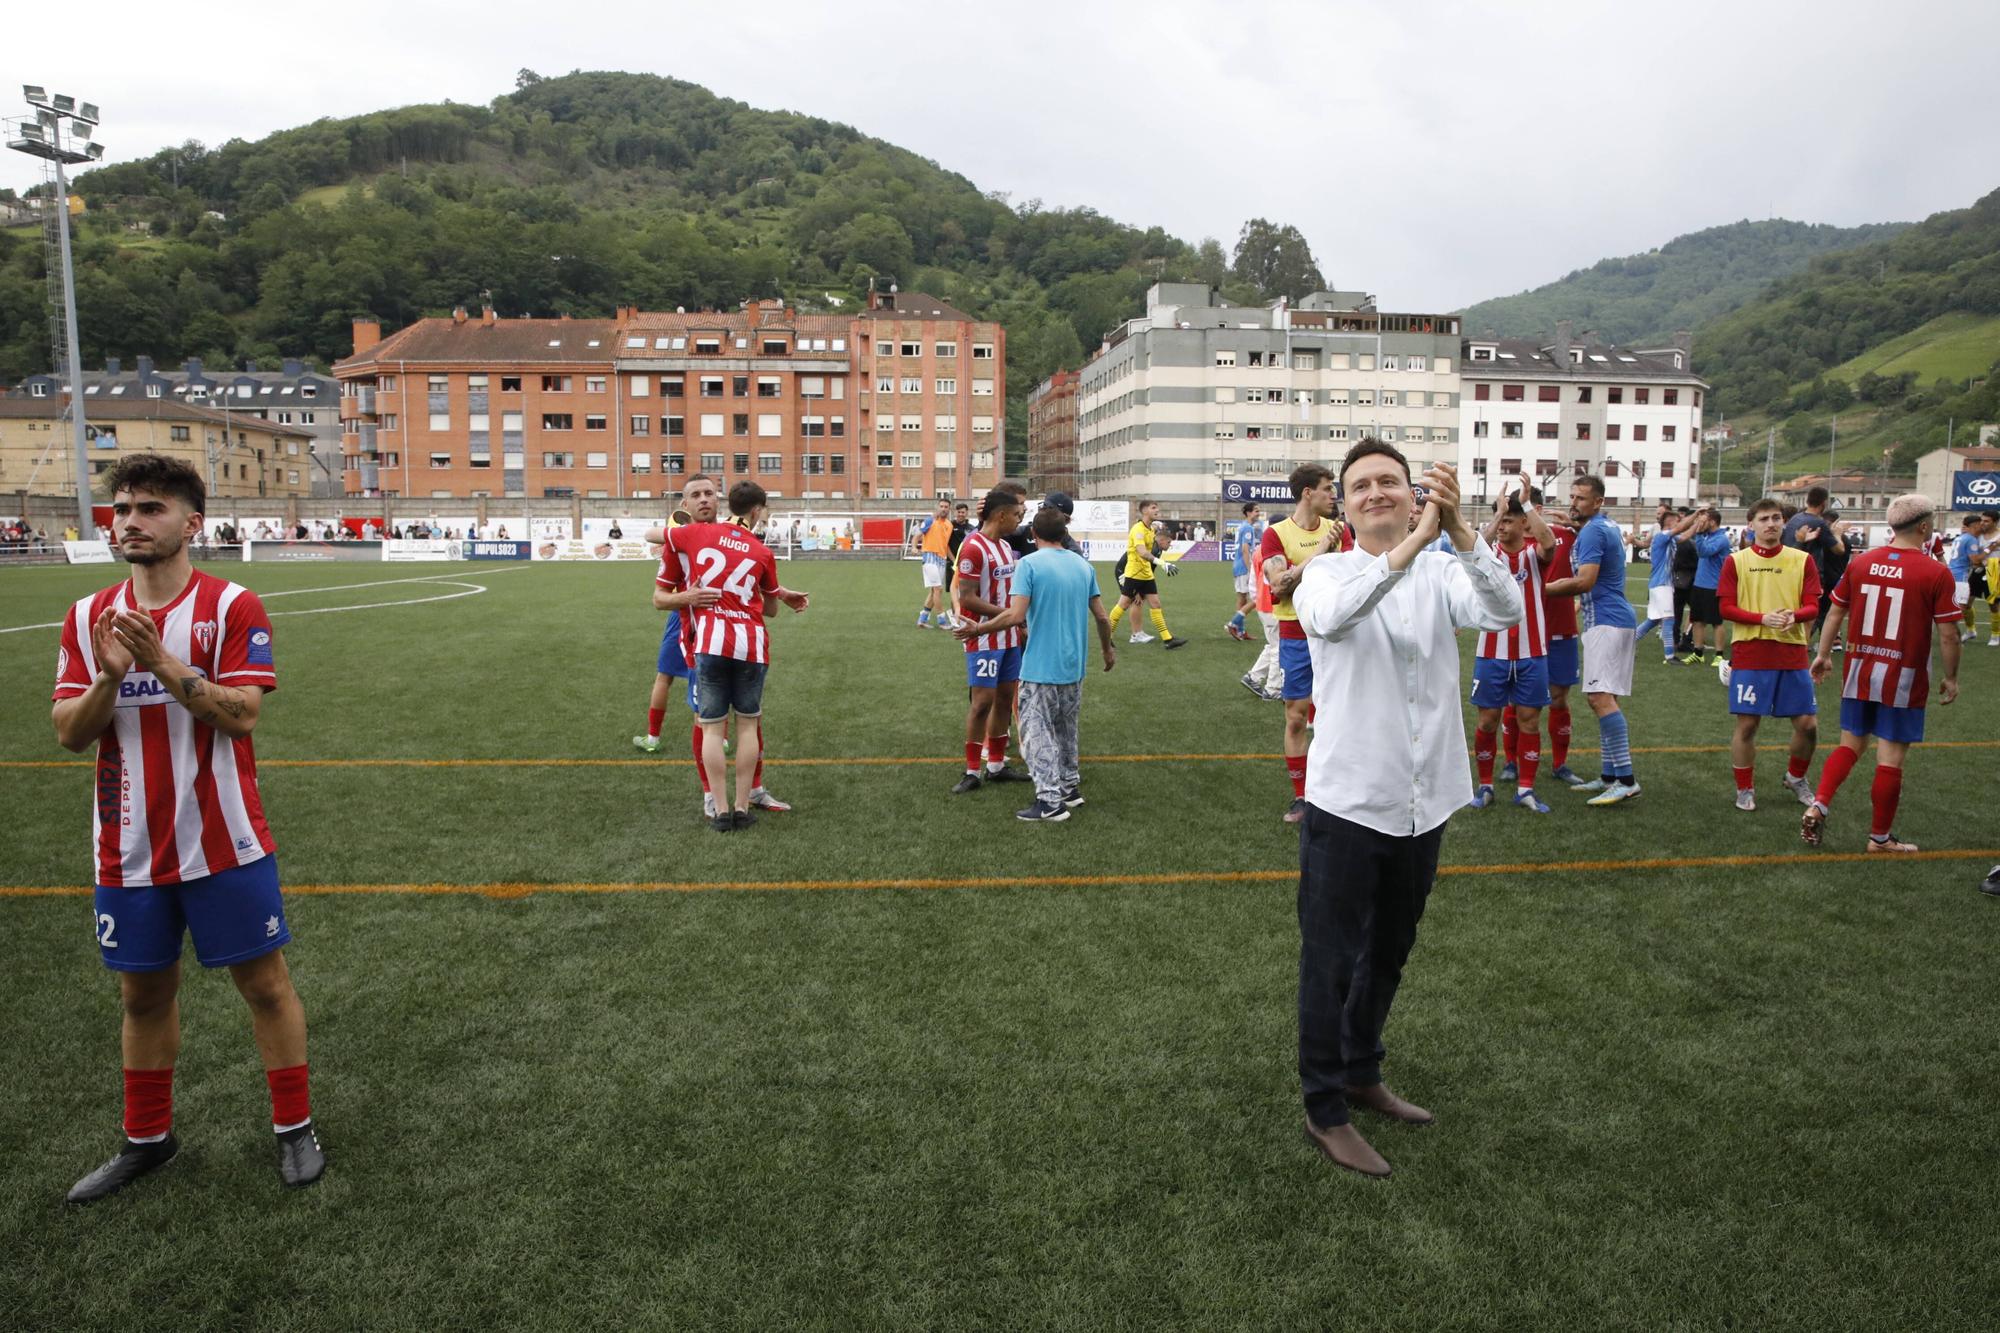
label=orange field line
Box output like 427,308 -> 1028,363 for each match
3,848 -> 1995,900
6,740 -> 1998,772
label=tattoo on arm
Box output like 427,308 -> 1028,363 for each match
178,675 -> 247,721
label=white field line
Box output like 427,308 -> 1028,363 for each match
0,569 -> 530,635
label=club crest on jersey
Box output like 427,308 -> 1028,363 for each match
193,620 -> 217,653
56,645 -> 69,683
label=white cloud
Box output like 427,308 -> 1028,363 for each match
4,0 -> 1995,314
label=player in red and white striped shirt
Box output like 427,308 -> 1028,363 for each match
50,454 -> 323,1203
660,480 -> 809,832
1802,494 -> 1962,852
1470,483 -> 1558,813
950,490 -> 1031,793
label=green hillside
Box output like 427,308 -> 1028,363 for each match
1822,311 -> 2000,386
0,71 -> 1323,472
1457,218 -> 1909,346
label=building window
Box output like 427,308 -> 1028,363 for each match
696,339 -> 721,355
761,339 -> 787,355
901,452 -> 923,469
1607,387 -> 1623,404
700,415 -> 724,437
170,425 -> 190,441
1214,425 -> 1236,440
935,342 -> 957,358
1538,386 -> 1559,402
972,344 -> 995,360
901,377 -> 922,395
935,378 -> 957,395
1632,425 -> 1648,442
757,377 -> 781,398
1502,384 -> 1524,402
1605,460 -> 1621,477
543,452 -> 574,468
830,417 -> 845,437
1501,422 -> 1523,439
1634,388 -> 1651,405
732,453 -> 750,474
758,414 -> 782,437
804,454 -> 824,476
700,453 -> 724,472
1380,391 -> 1398,407
429,452 -> 452,469
733,414 -> 751,437
542,414 -> 573,431
758,453 -> 782,474
1474,384 -> 1491,401
1382,355 -> 1400,372
541,376 -> 571,393
700,377 -> 723,398
631,454 -> 652,474
1606,424 -> 1622,441
1536,459 -> 1560,477
1664,389 -> 1679,406
666,454 -> 685,474
1472,421 -> 1489,438
1408,355 -> 1426,372
876,341 -> 894,358
1215,350 -> 1236,368
732,375 -> 749,397
1577,423 -> 1591,440
630,416 -> 650,436
665,416 -> 685,437
1577,386 -> 1593,404
497,376 -> 519,392
877,451 -> 896,468
900,341 -> 921,358
585,415 -> 607,432
1537,423 -> 1559,439
1662,425 -> 1676,442
1500,458 -> 1522,474
663,377 -> 684,398
585,376 -> 606,394
1660,462 -> 1675,478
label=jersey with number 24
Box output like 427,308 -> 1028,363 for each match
660,521 -> 780,664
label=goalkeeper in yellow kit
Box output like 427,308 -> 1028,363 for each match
1107,499 -> 1186,649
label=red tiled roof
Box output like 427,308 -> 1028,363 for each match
336,317 -> 622,371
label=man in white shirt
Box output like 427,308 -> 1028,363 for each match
1289,439 -> 1524,1179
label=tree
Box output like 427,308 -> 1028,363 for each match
1230,219 -> 1325,302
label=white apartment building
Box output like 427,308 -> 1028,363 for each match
1075,284 -> 1463,510
1455,321 -> 1706,507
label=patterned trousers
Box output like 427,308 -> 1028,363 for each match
1018,680 -> 1082,807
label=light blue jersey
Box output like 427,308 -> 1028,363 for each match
1646,529 -> 1676,589
1573,514 -> 1636,629
1233,518 -> 1266,577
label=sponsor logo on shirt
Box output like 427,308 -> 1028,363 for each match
247,628 -> 274,666
116,668 -> 205,707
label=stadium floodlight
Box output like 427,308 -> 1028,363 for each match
7,83 -> 100,533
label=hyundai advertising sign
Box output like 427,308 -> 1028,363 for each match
1951,470 -> 2000,510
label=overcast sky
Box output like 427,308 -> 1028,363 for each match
6,0 -> 1996,312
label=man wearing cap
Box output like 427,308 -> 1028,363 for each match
1008,490 -> 1085,558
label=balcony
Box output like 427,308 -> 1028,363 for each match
356,424 -> 378,454
339,387 -> 376,421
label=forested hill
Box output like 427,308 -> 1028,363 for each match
0,70 -> 1329,465
1458,218 -> 1908,347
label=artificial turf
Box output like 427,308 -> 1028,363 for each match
1,556 -> 1995,1329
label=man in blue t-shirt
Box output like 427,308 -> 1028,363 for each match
1227,502 -> 1265,642
1947,515 -> 1982,640
1544,474 -> 1640,805
1685,508 -> 1736,667
1636,513 -> 1684,663
955,507 -> 1116,822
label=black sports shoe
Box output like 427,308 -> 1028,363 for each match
1015,800 -> 1071,823
1163,636 -> 1188,650
1981,865 -> 2000,897
1060,786 -> 1085,809
731,809 -> 758,830
67,1134 -> 179,1204
1283,797 -> 1307,824
982,765 -> 1030,783
951,772 -> 982,795
277,1123 -> 325,1188
710,813 -> 734,834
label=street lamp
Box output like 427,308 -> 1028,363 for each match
8,85 -> 103,537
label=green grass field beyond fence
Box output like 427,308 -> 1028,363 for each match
1825,311 -> 2000,386
2,559 -> 1995,1329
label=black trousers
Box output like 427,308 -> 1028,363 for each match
1297,805 -> 1445,1129
1672,585 -> 1694,652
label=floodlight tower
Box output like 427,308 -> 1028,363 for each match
8,86 -> 103,536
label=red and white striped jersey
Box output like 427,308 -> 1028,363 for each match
1831,544 -> 1960,708
660,521 -> 781,664
955,530 -> 1023,652
1478,541 -> 1547,660
1540,522 -> 1577,640
52,571 -> 278,888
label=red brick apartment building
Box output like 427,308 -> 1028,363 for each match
334,288 -> 1004,501
1027,368 -> 1080,495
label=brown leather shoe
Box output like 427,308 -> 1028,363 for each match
1303,1119 -> 1391,1178
1345,1082 -> 1434,1126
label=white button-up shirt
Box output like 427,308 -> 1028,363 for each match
1292,537 -> 1525,837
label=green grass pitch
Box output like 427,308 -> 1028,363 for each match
2,557 -> 1996,1329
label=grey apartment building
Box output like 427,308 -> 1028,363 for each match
14,356 -> 345,496
1074,284 -> 1462,509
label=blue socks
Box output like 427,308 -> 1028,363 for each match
1229,611 -> 1246,633
918,609 -> 931,626
1598,710 -> 1634,779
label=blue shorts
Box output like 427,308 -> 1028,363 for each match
1471,656 -> 1552,709
93,856 -> 288,973
1546,637 -> 1579,687
657,611 -> 690,679
1839,697 -> 1925,744
1728,667 -> 1817,718
694,654 -> 767,721
966,644 -> 1024,689
1279,637 -> 1313,701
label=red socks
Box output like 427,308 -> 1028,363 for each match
1870,767 -> 1902,837
123,1067 -> 173,1142
1550,707 -> 1571,769
645,707 -> 665,740
1501,706 -> 1519,764
267,1063 -> 311,1131
964,741 -> 982,774
1286,754 -> 1307,798
1787,754 -> 1810,781
692,726 -> 709,793
1518,732 -> 1541,790
1475,727 -> 1497,785
984,736 -> 1007,768
1815,744 -> 1859,808
1733,765 -> 1755,793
